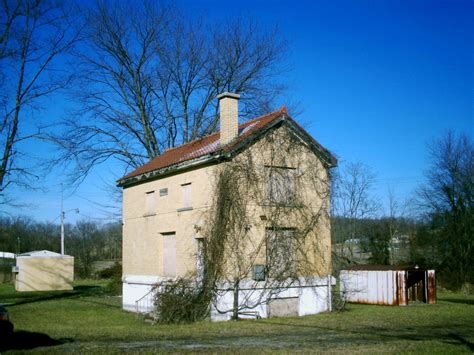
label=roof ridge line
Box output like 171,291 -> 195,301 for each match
240,107 -> 286,126
162,107 -> 285,154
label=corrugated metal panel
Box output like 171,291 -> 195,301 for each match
397,271 -> 407,306
340,268 -> 437,306
427,270 -> 436,304
341,269 -> 407,306
341,270 -> 373,304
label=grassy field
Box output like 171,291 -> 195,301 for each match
1,280 -> 473,353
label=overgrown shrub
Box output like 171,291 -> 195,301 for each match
97,262 -> 121,279
0,264 -> 13,283
154,279 -> 210,323
97,262 -> 122,295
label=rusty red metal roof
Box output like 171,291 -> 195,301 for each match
117,106 -> 337,187
121,107 -> 287,181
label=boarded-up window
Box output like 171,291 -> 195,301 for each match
182,183 -> 192,209
266,167 -> 296,204
266,229 -> 296,279
145,191 -> 155,215
162,232 -> 176,277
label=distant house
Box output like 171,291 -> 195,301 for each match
117,93 -> 337,320
13,250 -> 74,292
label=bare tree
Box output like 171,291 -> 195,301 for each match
50,1 -> 170,177
0,216 -> 122,265
418,131 -> 473,288
384,187 -> 412,264
0,0 -> 22,59
52,1 -> 288,183
0,0 -> 78,199
331,162 -> 380,265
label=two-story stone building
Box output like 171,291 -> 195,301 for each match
117,93 -> 337,320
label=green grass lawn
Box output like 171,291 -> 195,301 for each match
1,280 -> 473,353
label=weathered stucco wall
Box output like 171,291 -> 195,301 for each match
122,163 -> 218,279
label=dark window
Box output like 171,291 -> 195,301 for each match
253,264 -> 266,281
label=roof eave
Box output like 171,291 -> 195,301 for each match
117,152 -> 227,188
228,113 -> 337,168
284,117 -> 338,168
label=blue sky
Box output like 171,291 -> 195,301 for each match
3,0 -> 473,223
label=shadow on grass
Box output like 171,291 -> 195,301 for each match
441,298 -> 474,306
4,285 -> 104,307
449,333 -> 474,351
74,295 -> 122,309
0,330 -> 72,352
261,320 -> 474,351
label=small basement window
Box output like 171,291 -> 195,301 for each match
253,264 -> 266,281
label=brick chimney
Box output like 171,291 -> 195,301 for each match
217,92 -> 240,145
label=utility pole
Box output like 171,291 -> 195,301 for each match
60,183 -> 79,255
61,184 -> 65,255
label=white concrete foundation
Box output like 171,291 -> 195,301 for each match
122,274 -> 163,312
123,274 -> 335,320
210,276 -> 335,321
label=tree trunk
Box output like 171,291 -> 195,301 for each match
232,279 -> 239,320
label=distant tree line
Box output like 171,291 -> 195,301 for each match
0,217 -> 122,278
332,216 -> 435,267
332,132 -> 473,290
